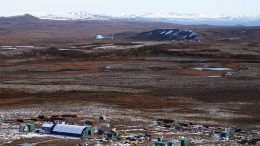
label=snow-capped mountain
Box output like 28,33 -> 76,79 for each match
32,12 -> 260,26
121,12 -> 260,26
118,12 -> 234,20
35,12 -> 111,20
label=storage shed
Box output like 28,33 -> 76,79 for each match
221,130 -> 230,138
19,125 -> 29,132
19,124 -> 35,132
169,140 -> 181,146
154,141 -> 170,146
50,124 -> 93,138
27,124 -> 35,132
179,138 -> 189,146
155,140 -> 181,146
40,123 -> 54,134
106,130 -> 119,138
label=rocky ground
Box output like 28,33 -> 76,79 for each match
0,40 -> 259,145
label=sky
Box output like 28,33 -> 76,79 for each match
1,0 -> 260,17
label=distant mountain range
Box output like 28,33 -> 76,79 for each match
1,13 -> 260,45
1,12 -> 260,26
36,12 -> 111,21
31,12 -> 260,26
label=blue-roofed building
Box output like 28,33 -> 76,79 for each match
40,123 -> 93,139
40,123 -> 55,134
50,124 -> 93,139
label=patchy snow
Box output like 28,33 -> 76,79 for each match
96,35 -> 105,40
0,103 -> 125,144
1,47 -> 17,50
165,30 -> 174,35
193,67 -> 231,71
20,133 -> 80,140
207,76 -> 222,78
189,32 -> 197,37
135,29 -> 198,41
95,45 -> 117,49
58,49 -> 71,51
0,46 -> 14,48
20,133 -> 50,138
36,12 -> 110,21
160,31 -> 166,34
58,48 -> 80,51
16,46 -> 34,48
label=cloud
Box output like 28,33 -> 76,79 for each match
95,0 -> 106,3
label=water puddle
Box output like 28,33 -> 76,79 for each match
16,46 -> 34,48
193,67 -> 231,71
96,45 -> 117,49
0,45 -> 34,49
207,76 -> 222,78
58,48 -> 80,51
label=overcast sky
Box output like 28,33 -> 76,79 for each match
1,0 -> 260,16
